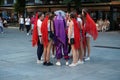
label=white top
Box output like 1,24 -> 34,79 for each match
77,18 -> 82,24
68,21 -> 74,38
19,18 -> 24,24
98,20 -> 103,26
25,18 -> 31,25
66,20 -> 70,27
3,20 -> 7,24
71,25 -> 74,38
47,21 -> 50,31
0,20 -> 3,27
77,18 -> 82,30
37,19 -> 42,36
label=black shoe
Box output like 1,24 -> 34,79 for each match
43,62 -> 47,65
46,62 -> 53,66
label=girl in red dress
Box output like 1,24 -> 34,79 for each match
41,13 -> 54,66
82,8 -> 98,61
68,12 -> 81,67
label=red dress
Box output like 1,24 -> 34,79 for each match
32,12 -> 38,47
41,16 -> 49,47
72,18 -> 81,49
85,13 -> 98,40
82,13 -> 98,48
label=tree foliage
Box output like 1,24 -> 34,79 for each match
63,0 -> 81,12
14,0 -> 26,14
0,0 -> 4,5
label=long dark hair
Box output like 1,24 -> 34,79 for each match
49,13 -> 54,21
70,11 -> 77,19
82,8 -> 88,17
38,12 -> 44,18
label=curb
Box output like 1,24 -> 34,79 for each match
8,26 -> 19,29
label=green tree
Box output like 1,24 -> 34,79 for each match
0,0 -> 4,5
14,0 -> 29,24
63,0 -> 81,12
14,0 -> 26,16
14,0 -> 29,22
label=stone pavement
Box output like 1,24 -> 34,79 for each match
0,28 -> 120,80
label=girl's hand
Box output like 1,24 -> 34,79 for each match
68,38 -> 70,44
39,37 -> 43,44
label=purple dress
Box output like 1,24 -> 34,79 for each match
54,14 -> 69,60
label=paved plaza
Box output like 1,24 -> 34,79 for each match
0,28 -> 120,80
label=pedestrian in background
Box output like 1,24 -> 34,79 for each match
19,15 -> 24,31
0,17 -> 4,33
31,15 -> 35,34
3,19 -> 8,28
25,16 -> 31,35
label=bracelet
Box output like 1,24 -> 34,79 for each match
39,35 -> 42,37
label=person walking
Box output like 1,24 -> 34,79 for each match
31,15 -> 35,34
19,15 -> 24,31
0,17 -> 4,33
25,16 -> 31,35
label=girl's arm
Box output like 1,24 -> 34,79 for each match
68,21 -> 73,43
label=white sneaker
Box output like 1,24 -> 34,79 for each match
66,61 -> 69,66
56,61 -> 61,66
77,60 -> 84,64
51,55 -> 55,58
69,63 -> 77,67
85,57 -> 90,61
27,33 -> 29,36
41,57 -> 44,60
37,60 -> 43,64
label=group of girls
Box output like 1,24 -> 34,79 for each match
32,8 -> 98,67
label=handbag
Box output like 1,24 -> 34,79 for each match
49,20 -> 55,39
70,38 -> 74,44
50,31 -> 54,39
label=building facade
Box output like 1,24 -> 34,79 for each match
0,0 -> 120,30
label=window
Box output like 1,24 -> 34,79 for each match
35,0 -> 43,4
28,0 -> 35,3
7,0 -> 14,4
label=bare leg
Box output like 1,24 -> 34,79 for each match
79,40 -> 84,61
84,45 -> 86,58
52,45 -> 54,55
76,50 -> 79,62
71,45 -> 77,63
43,47 -> 47,62
86,37 -> 90,57
51,44 -> 55,58
46,40 -> 52,62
